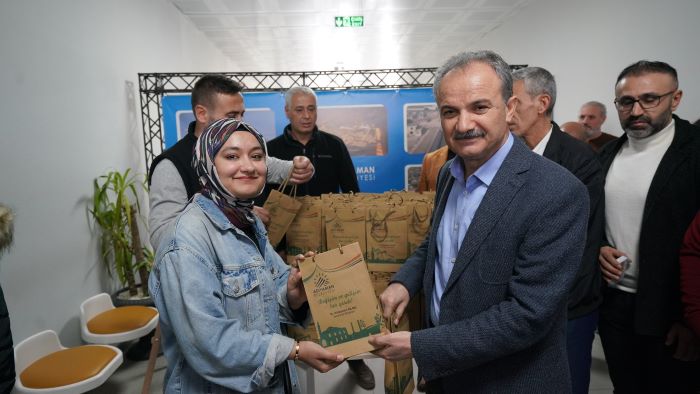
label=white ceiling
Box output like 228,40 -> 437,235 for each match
169,0 -> 530,71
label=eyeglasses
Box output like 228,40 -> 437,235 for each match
614,90 -> 676,112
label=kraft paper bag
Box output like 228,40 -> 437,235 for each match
407,202 -> 433,255
366,205 -> 409,272
287,317 -> 320,345
298,242 -> 384,357
324,205 -> 367,256
321,193 -> 353,204
369,271 -> 393,298
263,176 -> 301,247
286,196 -> 323,263
383,315 -> 415,394
369,271 -> 416,394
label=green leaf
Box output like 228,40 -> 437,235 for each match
88,168 -> 151,289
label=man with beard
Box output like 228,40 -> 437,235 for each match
598,60 -> 700,393
370,50 -> 589,393
578,101 -> 617,151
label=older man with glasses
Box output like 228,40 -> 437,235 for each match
597,60 -> 700,394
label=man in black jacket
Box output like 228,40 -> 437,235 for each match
261,86 -> 359,198
509,67 -> 604,394
261,86 -> 371,389
598,60 -> 700,393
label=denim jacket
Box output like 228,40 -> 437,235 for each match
150,194 -> 302,393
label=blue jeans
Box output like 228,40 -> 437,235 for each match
567,309 -> 598,394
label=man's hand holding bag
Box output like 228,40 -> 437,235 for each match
263,172 -> 302,247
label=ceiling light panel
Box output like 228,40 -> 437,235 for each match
169,0 -> 529,69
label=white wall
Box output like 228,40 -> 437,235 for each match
475,0 -> 700,135
0,0 -> 231,346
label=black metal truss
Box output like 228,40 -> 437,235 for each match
139,66 -> 525,170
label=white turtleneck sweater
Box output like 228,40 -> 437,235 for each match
605,119 -> 675,293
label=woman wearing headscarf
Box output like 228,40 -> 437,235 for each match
149,118 -> 343,393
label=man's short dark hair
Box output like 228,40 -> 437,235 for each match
616,61 -> 678,89
191,75 -> 243,112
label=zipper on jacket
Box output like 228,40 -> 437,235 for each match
301,147 -> 309,195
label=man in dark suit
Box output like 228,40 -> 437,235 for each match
597,60 -> 700,393
369,50 -> 589,393
509,66 -> 604,394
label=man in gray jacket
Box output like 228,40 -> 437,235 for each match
371,50 -> 588,393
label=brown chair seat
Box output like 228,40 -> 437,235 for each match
87,306 -> 157,334
20,345 -> 118,389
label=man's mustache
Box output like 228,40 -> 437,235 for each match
625,115 -> 651,126
454,129 -> 486,140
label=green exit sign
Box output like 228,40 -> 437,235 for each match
335,16 -> 364,27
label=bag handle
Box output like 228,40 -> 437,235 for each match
277,168 -> 298,198
369,210 -> 392,242
411,205 -> 431,234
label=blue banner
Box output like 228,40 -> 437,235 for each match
162,88 -> 444,192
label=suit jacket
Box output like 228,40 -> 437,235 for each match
418,146 -> 451,192
393,136 -> 589,393
543,123 -> 605,319
598,115 -> 700,336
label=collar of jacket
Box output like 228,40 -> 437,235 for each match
193,194 -> 267,238
187,120 -> 197,136
282,124 -> 320,147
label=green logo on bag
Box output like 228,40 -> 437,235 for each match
313,273 -> 335,295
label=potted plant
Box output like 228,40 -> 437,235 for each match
89,169 -> 153,303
